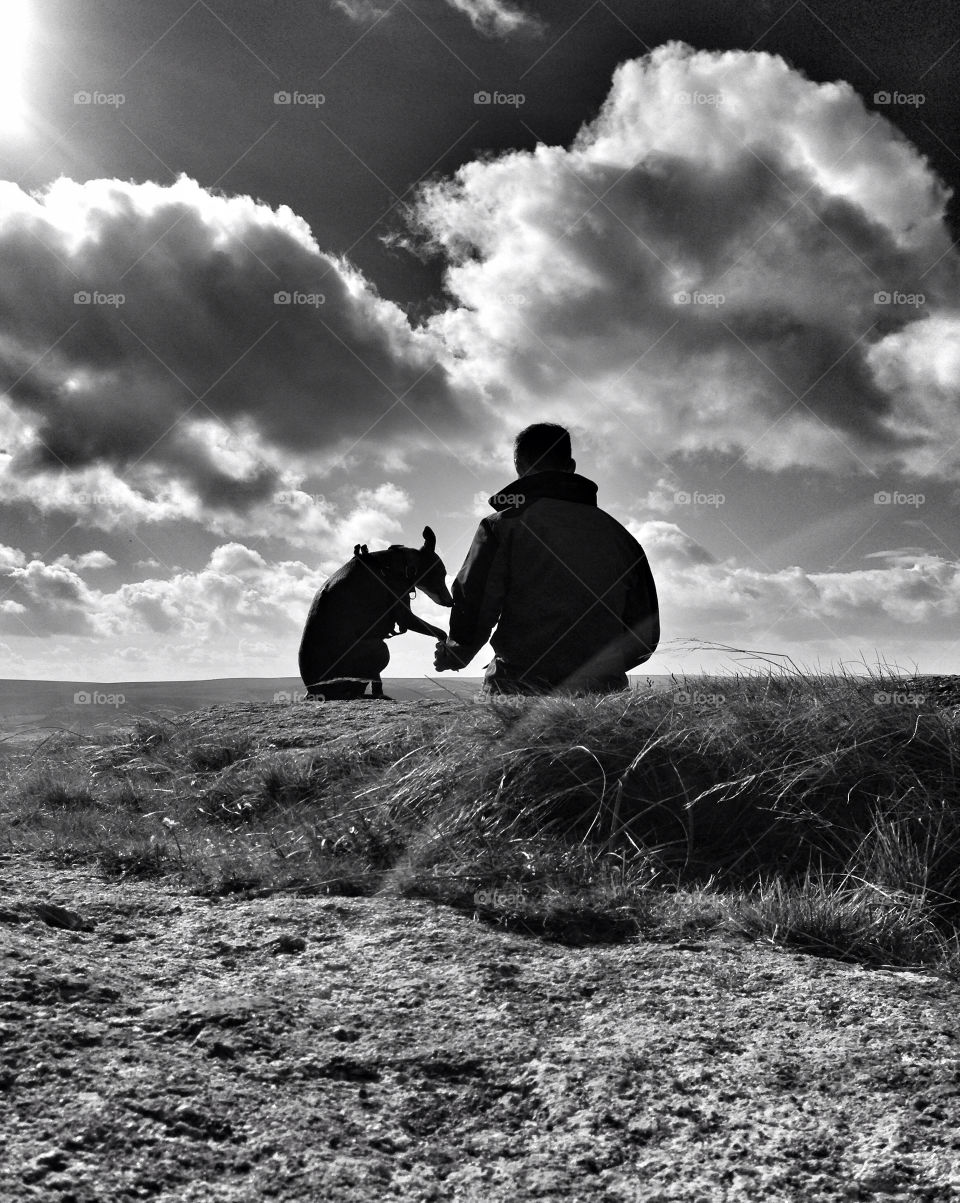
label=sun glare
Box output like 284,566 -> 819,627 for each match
0,0 -> 31,136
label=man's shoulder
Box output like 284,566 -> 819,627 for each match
523,495 -> 640,538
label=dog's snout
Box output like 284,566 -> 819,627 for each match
423,582 -> 453,607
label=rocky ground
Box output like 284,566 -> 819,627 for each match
3,850 -> 960,1202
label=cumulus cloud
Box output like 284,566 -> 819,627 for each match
443,0 -> 542,37
333,0 -> 542,36
630,519 -> 716,567
0,175 -> 475,532
0,496 -> 432,652
332,0 -> 391,21
416,42 -> 960,476
632,520 -> 960,646
104,546 -> 316,646
54,551 -> 116,571
0,558 -> 102,637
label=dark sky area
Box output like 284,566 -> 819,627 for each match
11,0 -> 959,310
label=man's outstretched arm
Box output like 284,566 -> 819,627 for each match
435,518 -> 507,671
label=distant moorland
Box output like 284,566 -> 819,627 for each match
0,674 -> 676,741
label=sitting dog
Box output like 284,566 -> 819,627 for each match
299,526 -> 452,699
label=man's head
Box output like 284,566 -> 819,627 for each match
514,423 -> 575,477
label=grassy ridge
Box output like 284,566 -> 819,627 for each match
2,671 -> 959,975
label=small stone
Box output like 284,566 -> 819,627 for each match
22,1149 -> 69,1183
33,903 -> 94,932
270,934 -> 306,954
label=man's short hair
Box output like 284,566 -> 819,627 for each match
514,423 -> 573,472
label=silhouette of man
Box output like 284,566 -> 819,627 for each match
434,424 -> 659,695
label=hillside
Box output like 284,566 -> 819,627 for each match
0,677 -> 485,742
0,674 -> 677,742
3,685 -> 960,1200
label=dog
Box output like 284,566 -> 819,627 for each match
298,526 -> 453,699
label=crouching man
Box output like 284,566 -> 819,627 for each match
434,423 -> 659,696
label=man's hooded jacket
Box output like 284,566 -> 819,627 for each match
448,470 -> 659,685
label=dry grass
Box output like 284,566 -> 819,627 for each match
1,669 -> 958,974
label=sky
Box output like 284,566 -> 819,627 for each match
0,0 -> 958,681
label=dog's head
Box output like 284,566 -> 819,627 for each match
412,526 -> 453,607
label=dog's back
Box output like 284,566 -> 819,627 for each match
298,556 -> 398,679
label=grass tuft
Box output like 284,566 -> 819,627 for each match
2,669 -> 959,977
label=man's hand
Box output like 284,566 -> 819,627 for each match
434,639 -> 470,672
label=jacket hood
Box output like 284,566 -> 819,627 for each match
488,470 -> 599,512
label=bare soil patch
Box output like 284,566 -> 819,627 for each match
3,848 -> 960,1202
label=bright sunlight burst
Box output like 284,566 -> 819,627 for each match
0,0 -> 31,135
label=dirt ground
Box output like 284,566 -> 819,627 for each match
3,845 -> 960,1203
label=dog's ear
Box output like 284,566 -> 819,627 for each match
421,526 -> 436,553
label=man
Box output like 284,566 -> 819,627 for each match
434,423 -> 659,695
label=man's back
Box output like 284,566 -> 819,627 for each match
448,470 -> 659,691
